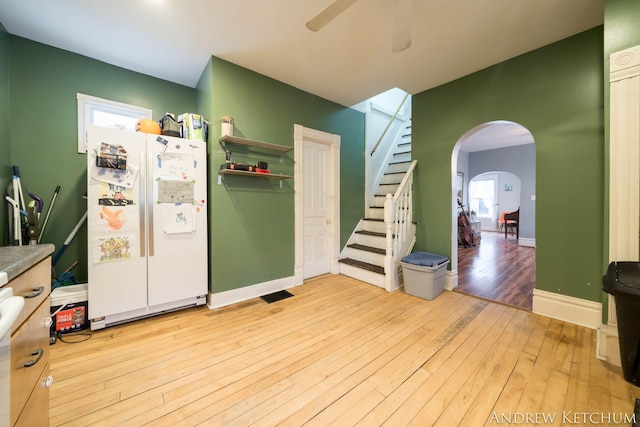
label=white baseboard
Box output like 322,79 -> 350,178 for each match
532,289 -> 602,329
445,269 -> 458,291
596,324 -> 621,366
519,237 -> 536,247
207,275 -> 301,310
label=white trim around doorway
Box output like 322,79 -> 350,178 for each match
293,124 -> 341,284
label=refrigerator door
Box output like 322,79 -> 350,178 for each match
146,134 -> 208,306
87,126 -> 148,319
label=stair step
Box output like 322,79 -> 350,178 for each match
398,142 -> 411,147
355,230 -> 386,238
379,183 -> 401,191
389,160 -> 411,166
338,258 -> 385,275
347,243 -> 385,255
393,153 -> 411,162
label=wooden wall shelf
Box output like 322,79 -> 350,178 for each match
217,135 -> 293,188
218,135 -> 292,153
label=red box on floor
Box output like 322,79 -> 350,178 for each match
50,284 -> 89,333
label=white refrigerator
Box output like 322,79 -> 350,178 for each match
87,125 -> 208,330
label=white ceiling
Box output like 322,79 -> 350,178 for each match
461,121 -> 535,153
0,0 -> 603,108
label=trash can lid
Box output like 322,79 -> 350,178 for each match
603,262 -> 640,297
401,251 -> 449,267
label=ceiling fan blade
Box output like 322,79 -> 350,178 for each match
306,0 -> 360,32
392,0 -> 413,52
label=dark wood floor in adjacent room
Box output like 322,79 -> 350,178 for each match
456,230 -> 535,311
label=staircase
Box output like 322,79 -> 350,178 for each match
339,119 -> 416,291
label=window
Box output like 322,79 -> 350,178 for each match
77,93 -> 152,153
469,177 -> 496,219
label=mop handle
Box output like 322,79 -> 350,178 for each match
64,211 -> 88,245
38,185 -> 60,243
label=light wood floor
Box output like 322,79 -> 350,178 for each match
50,274 -> 638,426
457,231 -> 535,311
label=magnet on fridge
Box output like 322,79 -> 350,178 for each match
157,155 -> 162,168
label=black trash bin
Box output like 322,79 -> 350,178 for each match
603,261 -> 640,386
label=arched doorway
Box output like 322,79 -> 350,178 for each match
450,121 -> 536,310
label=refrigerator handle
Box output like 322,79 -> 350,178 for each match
148,152 -> 155,257
139,152 -> 146,258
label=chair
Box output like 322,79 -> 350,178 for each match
503,208 -> 519,239
497,211 -> 515,232
497,212 -> 507,232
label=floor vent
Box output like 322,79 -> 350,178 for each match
260,290 -> 294,304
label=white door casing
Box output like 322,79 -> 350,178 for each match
608,45 -> 640,325
294,124 -> 341,283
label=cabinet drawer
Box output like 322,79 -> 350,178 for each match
14,363 -> 50,427
11,299 -> 50,426
10,257 -> 51,334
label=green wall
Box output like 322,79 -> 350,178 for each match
412,27 -> 604,302
7,36 -> 197,281
0,23 -> 10,245
201,56 -> 364,293
3,36 -> 364,294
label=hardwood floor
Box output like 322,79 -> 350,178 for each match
50,274 -> 638,426
456,230 -> 535,310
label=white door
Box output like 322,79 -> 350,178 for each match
303,139 -> 331,279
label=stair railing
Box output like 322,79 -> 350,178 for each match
383,159 -> 417,291
370,93 -> 409,156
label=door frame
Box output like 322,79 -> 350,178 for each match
294,124 -> 341,283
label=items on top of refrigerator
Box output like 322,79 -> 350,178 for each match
179,113 -> 209,142
135,118 -> 161,135
159,113 -> 181,137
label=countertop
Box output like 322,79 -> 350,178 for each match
0,244 -> 55,286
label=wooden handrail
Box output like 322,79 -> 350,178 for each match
370,93 -> 409,156
392,160 -> 417,203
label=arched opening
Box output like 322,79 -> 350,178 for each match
451,120 -> 536,310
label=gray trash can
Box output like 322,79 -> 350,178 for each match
400,251 -> 449,300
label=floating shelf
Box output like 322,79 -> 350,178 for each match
218,135 -> 293,153
218,169 -> 293,179
217,169 -> 293,188
217,134 -> 293,188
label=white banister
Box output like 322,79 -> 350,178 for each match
384,159 -> 417,291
